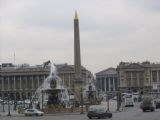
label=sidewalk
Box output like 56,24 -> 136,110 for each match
0,110 -> 22,117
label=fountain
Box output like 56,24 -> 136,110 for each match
32,61 -> 70,110
83,79 -> 103,105
31,60 -> 100,112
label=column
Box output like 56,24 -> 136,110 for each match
104,78 -> 106,92
68,74 -> 71,88
63,73 -> 65,86
31,76 -> 34,90
14,76 -> 16,91
157,71 -> 159,83
113,77 -> 115,91
24,76 -> 28,91
20,76 -> 22,90
159,71 -> 160,83
137,72 -> 139,88
131,72 -> 133,88
151,71 -> 153,85
99,77 -> 102,90
2,77 -> 4,91
109,78 -> 111,92
7,76 -> 10,90
101,77 -> 103,91
37,76 -> 40,87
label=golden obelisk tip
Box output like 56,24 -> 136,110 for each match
74,11 -> 78,20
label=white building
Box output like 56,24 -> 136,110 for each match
95,68 -> 118,93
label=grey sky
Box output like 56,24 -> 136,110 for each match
0,0 -> 160,74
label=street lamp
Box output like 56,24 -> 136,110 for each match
107,92 -> 110,111
23,93 -> 25,108
7,91 -> 11,116
117,91 -> 121,111
2,92 -> 5,112
13,92 -> 17,111
116,71 -> 121,111
80,80 -> 84,114
29,93 -> 33,108
41,90 -> 44,111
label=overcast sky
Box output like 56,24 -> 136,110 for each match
0,0 -> 160,74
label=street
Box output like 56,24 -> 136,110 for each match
0,110 -> 160,120
0,102 -> 160,120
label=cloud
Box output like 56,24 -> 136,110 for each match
0,0 -> 160,73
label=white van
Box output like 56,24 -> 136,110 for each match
122,94 -> 134,107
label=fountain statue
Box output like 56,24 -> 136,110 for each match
32,61 -> 70,109
83,79 -> 103,105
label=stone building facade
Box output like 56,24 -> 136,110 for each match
117,61 -> 160,93
0,63 -> 93,100
96,68 -> 118,93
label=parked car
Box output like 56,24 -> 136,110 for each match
2,100 -> 8,104
17,100 -> 24,105
0,99 -> 4,103
24,108 -> 44,116
140,95 -> 155,112
155,99 -> 160,109
9,100 -> 14,105
87,105 -> 112,119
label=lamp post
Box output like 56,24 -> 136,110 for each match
80,80 -> 84,114
107,92 -> 110,111
29,93 -> 33,108
7,91 -> 11,116
117,91 -> 121,111
23,93 -> 26,108
116,70 -> 121,111
41,90 -> 44,111
2,92 -> 5,112
13,92 -> 17,111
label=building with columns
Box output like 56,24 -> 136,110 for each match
0,63 -> 93,100
117,61 -> 160,93
95,68 -> 118,93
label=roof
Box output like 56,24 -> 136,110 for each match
117,61 -> 160,69
95,67 -> 117,76
0,63 -> 92,75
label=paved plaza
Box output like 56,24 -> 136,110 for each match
0,108 -> 160,120
1,101 -> 160,120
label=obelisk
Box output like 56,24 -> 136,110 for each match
74,11 -> 82,92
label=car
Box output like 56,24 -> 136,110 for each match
155,99 -> 160,109
87,105 -> 112,119
2,100 -> 7,104
24,108 -> 44,116
17,100 -> 24,105
0,99 -> 4,103
140,95 -> 155,112
122,94 -> 134,107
